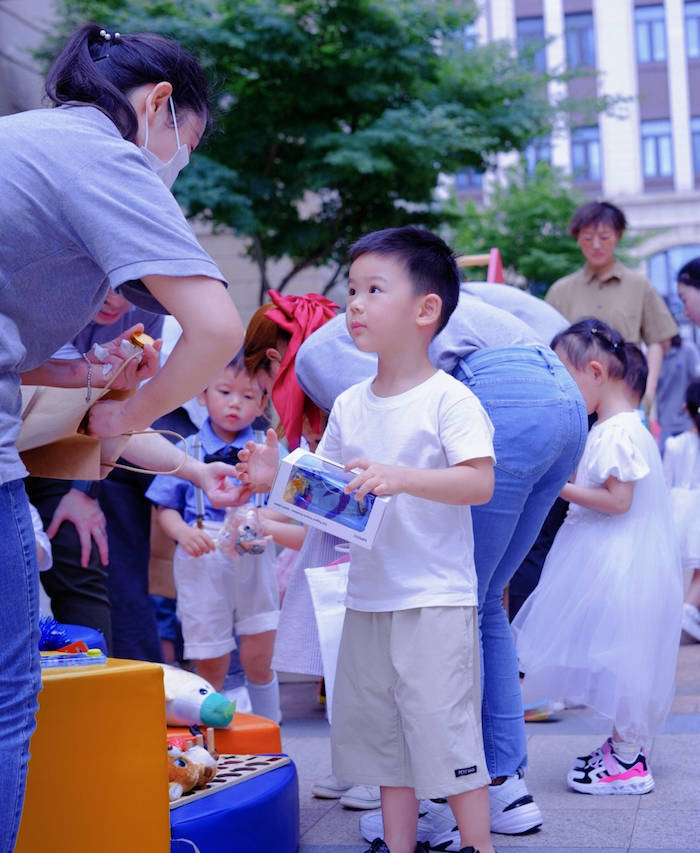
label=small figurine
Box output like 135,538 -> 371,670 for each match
217,505 -> 268,556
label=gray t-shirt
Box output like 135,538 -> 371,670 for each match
295,288 -> 542,413
462,282 -> 568,345
0,105 -> 226,483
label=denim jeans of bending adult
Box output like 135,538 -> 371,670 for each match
454,346 -> 587,780
0,479 -> 41,853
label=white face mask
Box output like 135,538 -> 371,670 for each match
140,95 -> 190,189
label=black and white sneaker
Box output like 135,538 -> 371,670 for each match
360,770 -> 540,850
488,769 -> 542,834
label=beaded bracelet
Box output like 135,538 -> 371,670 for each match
81,352 -> 93,403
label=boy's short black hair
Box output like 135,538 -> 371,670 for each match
622,343 -> 648,403
568,201 -> 627,239
347,226 -> 460,335
677,257 -> 700,290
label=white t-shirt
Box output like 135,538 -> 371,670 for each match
317,370 -> 495,612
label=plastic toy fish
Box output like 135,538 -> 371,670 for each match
159,664 -> 235,728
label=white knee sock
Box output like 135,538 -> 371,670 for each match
246,673 -> 281,723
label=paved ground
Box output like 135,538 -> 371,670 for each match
279,639 -> 700,853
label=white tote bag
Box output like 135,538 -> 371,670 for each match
304,559 -> 349,724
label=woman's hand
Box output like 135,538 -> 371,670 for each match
88,323 -> 161,390
235,429 -> 281,493
85,398 -> 138,437
199,462 -> 253,508
45,488 -> 109,566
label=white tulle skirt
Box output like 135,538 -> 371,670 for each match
512,510 -> 683,743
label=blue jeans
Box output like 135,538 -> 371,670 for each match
454,346 -> 587,779
0,479 -> 41,853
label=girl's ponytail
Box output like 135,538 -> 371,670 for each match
44,23 -> 211,142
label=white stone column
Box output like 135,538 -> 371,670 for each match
543,0 -> 571,172
489,0 -> 516,41
593,0 -> 643,196
666,0 -> 693,191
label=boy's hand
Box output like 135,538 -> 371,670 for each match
235,428 -> 280,492
344,458 -> 404,500
177,526 -> 216,557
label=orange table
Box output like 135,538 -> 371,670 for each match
16,658 -> 170,853
167,711 -> 282,754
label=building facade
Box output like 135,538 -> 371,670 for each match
471,0 -> 700,329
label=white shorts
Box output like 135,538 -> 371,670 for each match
331,606 -> 490,799
173,521 -> 280,660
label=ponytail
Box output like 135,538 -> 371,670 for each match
45,23 -> 211,142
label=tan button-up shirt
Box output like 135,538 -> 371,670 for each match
545,260 -> 678,345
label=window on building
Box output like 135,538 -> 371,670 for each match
571,126 -> 601,181
692,117 -> 700,174
565,12 -> 596,69
635,5 -> 666,63
641,119 -> 673,177
454,167 -> 484,191
525,137 -> 552,174
516,16 -> 547,72
687,1 -> 700,58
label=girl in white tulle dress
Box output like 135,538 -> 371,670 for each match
663,379 -> 700,642
512,319 -> 682,796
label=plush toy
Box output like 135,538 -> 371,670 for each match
167,742 -> 218,801
168,752 -> 202,802
159,664 -> 235,727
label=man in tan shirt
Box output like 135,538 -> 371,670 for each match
546,201 -> 678,410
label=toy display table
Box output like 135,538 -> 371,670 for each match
170,757 -> 299,853
16,658 -> 170,853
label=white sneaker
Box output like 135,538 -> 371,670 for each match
488,769 -> 542,834
312,773 -> 352,799
360,799 -> 451,847
339,784 -> 381,809
359,770 -> 542,846
312,775 -> 381,809
682,602 -> 700,642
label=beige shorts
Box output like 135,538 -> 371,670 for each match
331,606 -> 490,800
174,521 -> 280,660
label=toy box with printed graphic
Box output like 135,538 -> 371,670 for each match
268,447 -> 390,548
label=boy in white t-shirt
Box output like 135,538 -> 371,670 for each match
238,227 -> 496,853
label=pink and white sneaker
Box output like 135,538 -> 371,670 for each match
567,740 -> 654,795
571,736 -> 614,770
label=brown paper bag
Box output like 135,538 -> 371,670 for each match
18,356 -> 185,480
